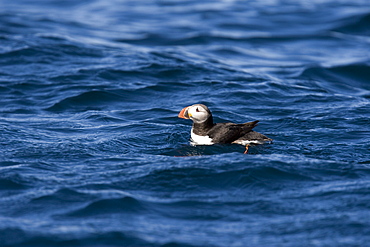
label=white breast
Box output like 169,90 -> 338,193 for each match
190,128 -> 214,145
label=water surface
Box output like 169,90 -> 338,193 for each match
1,0 -> 370,246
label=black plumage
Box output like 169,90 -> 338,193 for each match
193,120 -> 270,144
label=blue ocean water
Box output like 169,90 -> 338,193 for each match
1,0 -> 370,246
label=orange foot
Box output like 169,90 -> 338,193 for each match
244,144 -> 250,154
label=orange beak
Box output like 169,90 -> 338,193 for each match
178,106 -> 190,119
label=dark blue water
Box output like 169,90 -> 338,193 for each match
1,0 -> 370,246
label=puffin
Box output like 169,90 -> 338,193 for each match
178,104 -> 272,154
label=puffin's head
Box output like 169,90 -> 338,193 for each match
178,104 -> 211,123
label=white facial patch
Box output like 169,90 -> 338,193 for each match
190,128 -> 214,145
187,106 -> 209,123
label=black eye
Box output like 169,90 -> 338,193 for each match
196,108 -> 199,112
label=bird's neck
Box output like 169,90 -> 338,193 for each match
192,116 -> 214,135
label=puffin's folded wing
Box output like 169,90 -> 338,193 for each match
207,121 -> 259,144
229,120 -> 259,133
